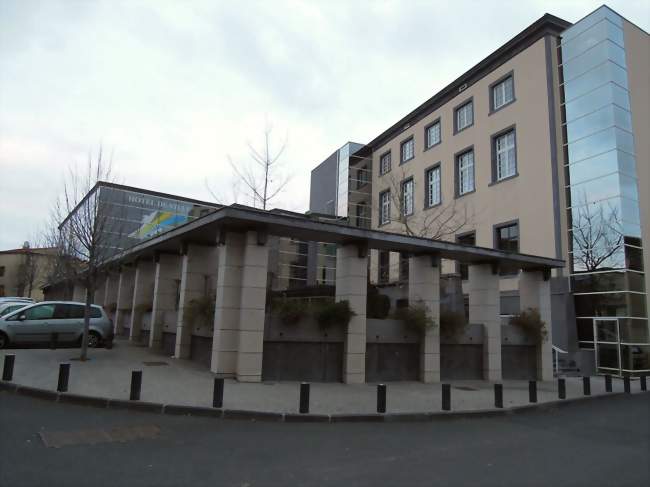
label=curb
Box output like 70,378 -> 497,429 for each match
0,380 -> 646,423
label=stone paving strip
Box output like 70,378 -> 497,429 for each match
40,424 -> 160,448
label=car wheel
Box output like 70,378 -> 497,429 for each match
87,331 -> 101,348
0,332 -> 8,349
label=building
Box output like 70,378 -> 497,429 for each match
309,6 -> 649,377
0,243 -> 58,301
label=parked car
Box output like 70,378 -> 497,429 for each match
0,297 -> 34,304
0,301 -> 114,349
0,302 -> 30,318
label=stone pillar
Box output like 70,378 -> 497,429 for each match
469,264 -> 501,381
174,244 -> 218,360
336,244 -> 368,384
409,255 -> 441,383
130,260 -> 155,342
150,254 -> 182,350
114,267 -> 135,336
520,270 -> 554,381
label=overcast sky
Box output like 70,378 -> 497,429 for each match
0,0 -> 647,250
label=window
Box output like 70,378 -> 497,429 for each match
399,252 -> 410,282
380,152 -> 391,175
457,232 -> 476,280
495,222 -> 519,275
401,178 -> 414,216
494,130 -> 517,181
378,251 -> 390,284
456,150 -> 475,196
0,284 -> 5,297
379,190 -> 391,225
401,137 -> 414,164
355,202 -> 370,228
425,120 -> 441,149
425,165 -> 441,207
23,304 -> 56,320
455,100 -> 473,132
356,165 -> 369,189
0,266 -> 5,277
492,76 -> 514,110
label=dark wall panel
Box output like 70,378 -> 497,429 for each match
162,332 -> 176,357
441,344 -> 484,380
262,341 -> 343,382
502,345 -> 538,380
365,343 -> 420,382
190,336 -> 212,368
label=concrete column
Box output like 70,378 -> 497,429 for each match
211,232 -> 245,377
174,244 -> 218,360
408,255 -> 441,383
103,273 -> 118,307
336,244 -> 368,384
130,260 -> 155,342
520,270 -> 554,381
469,264 -> 501,381
114,267 -> 135,336
150,254 -> 182,350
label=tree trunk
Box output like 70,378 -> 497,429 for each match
79,277 -> 95,361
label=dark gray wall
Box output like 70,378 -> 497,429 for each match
366,343 -> 420,382
190,336 -> 212,368
162,332 -> 176,356
262,342 -> 343,382
309,151 -> 338,214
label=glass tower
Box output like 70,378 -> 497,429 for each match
559,6 -> 648,375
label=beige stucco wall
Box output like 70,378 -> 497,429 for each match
0,251 -> 53,301
624,20 -> 650,317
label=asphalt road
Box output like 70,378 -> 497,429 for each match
0,391 -> 648,487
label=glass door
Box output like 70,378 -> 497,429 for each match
594,319 -> 621,375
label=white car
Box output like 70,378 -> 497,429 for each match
0,302 -> 30,318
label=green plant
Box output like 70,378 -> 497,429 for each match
314,300 -> 356,329
439,310 -> 467,339
184,293 -> 216,329
272,299 -> 308,325
510,307 -> 548,343
367,289 -> 391,319
393,301 -> 436,334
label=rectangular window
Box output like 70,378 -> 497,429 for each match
495,222 -> 519,276
495,130 -> 517,180
0,266 -> 4,277
425,166 -> 441,207
380,151 -> 391,175
401,137 -> 414,164
378,251 -> 390,284
379,190 -> 391,225
356,165 -> 369,189
457,150 -> 475,196
401,178 -> 414,216
399,252 -> 410,282
493,76 -> 514,110
455,101 -> 474,132
457,232 -> 476,280
425,120 -> 441,149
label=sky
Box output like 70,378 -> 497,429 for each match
0,0 -> 648,250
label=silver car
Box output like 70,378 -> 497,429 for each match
0,301 -> 114,349
0,302 -> 29,318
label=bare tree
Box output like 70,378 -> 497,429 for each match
15,243 -> 41,298
52,147 -> 116,360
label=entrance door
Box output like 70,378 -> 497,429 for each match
594,319 -> 621,375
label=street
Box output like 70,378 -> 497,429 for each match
0,391 -> 648,487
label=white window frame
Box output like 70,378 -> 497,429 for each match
495,130 -> 516,180
458,150 -> 475,195
380,152 -> 391,175
426,121 -> 441,148
426,166 -> 441,207
456,101 -> 473,132
401,138 -> 414,164
379,190 -> 391,225
402,178 -> 414,216
493,76 -> 514,110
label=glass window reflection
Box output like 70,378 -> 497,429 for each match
563,61 -> 628,102
563,82 -> 630,123
564,104 -> 632,141
562,39 -> 626,82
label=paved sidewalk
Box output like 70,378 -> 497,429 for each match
0,339 -> 638,414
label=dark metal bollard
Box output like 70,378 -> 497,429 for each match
582,376 -> 591,396
442,383 -> 451,411
529,380 -> 537,403
494,383 -> 503,408
605,374 -> 612,393
558,378 -> 566,400
641,374 -> 647,392
299,382 -> 310,414
57,363 -> 70,392
377,384 -> 387,413
2,354 -> 15,381
212,378 -> 224,408
130,370 -> 142,400
623,375 -> 631,394
49,332 -> 58,350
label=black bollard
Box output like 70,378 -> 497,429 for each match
212,377 -> 224,408
299,382 -> 310,414
2,354 -> 15,381
377,384 -> 387,413
442,383 -> 451,411
494,383 -> 503,408
49,332 -> 58,350
605,374 -> 612,392
130,370 -> 142,400
558,378 -> 566,400
641,374 -> 647,392
57,363 -> 70,392
623,375 -> 631,394
529,380 -> 537,403
582,376 -> 591,396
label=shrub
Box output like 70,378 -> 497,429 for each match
314,300 -> 356,329
367,289 -> 390,319
272,299 -> 308,325
393,301 -> 436,334
439,310 -> 467,339
510,307 -> 548,343
184,293 -> 216,329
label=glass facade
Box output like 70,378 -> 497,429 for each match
559,6 -> 648,375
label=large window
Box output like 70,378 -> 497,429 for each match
425,120 -> 441,149
378,251 -> 390,284
425,165 -> 441,208
457,232 -> 476,280
380,151 -> 391,175
23,304 -> 56,320
494,130 -> 517,181
492,75 -> 514,110
0,266 -> 4,277
495,222 -> 519,275
455,100 -> 474,132
401,137 -> 414,164
379,190 -> 391,225
401,178 -> 414,216
456,150 -> 475,196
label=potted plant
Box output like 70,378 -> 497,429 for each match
314,300 -> 356,329
393,301 -> 436,334
509,307 -> 548,343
